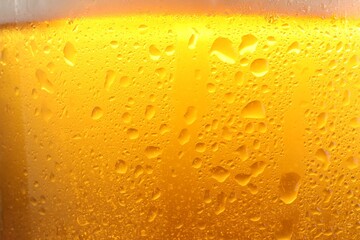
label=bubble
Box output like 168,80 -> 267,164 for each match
210,37 -> 237,64
126,128 -> 139,140
35,69 -> 54,94
145,105 -> 156,120
236,145 -> 249,161
145,146 -> 162,159
91,107 -> 103,120
63,41 -> 76,66
250,59 -> 269,77
287,41 -> 301,54
178,129 -> 190,145
195,142 -> 206,153
149,45 -> 161,61
239,34 -> 258,55
234,173 -> 251,186
115,159 -> 128,174
184,106 -> 198,125
104,70 -> 116,91
316,112 -> 328,128
279,172 -> 301,204
241,100 -> 266,119
210,166 -> 230,183
345,156 -> 359,170
192,157 -> 203,169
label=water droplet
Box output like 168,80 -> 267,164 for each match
119,76 -> 131,87
178,129 -> 190,145
349,55 -> 359,68
115,159 -> 128,174
151,188 -> 161,200
121,112 -> 132,123
214,192 -> 226,215
104,70 -> 116,91
207,83 -> 216,93
110,40 -> 119,49
91,107 -> 103,120
138,24 -> 148,33
192,157 -> 203,169
316,112 -> 328,128
276,220 -> 294,240
250,161 -> 266,177
236,145 -> 249,161
165,44 -> 175,56
195,142 -> 206,153
204,189 -> 211,203
159,124 -> 170,135
345,156 -> 359,170
145,105 -> 156,120
63,42 -> 76,66
188,32 -> 198,49
239,34 -> 258,55
250,59 -> 269,77
211,166 -> 230,183
126,128 -> 139,140
279,172 -> 301,204
149,45 -> 161,61
184,106 -> 198,125
210,37 -> 237,64
234,173 -> 251,186
147,207 -> 158,222
241,100 -> 266,119
235,71 -> 243,86
35,69 -> 54,94
350,117 -> 360,128
41,105 -> 53,122
342,90 -> 351,106
145,146 -> 162,159
287,41 -> 301,54
315,148 -> 331,170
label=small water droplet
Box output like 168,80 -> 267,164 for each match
224,92 -> 235,104
63,42 -> 76,66
147,207 -> 158,222
250,59 -> 269,77
91,107 -> 103,120
145,146 -> 162,159
287,41 -> 301,54
145,105 -> 156,120
236,145 -> 249,161
210,37 -> 237,64
138,24 -> 148,33
151,188 -> 161,200
211,166 -> 230,183
241,100 -> 266,119
315,148 -> 331,170
178,129 -> 190,145
104,70 -> 116,91
115,159 -> 128,174
192,157 -> 203,169
207,83 -> 216,93
250,161 -> 266,177
350,117 -> 360,128
279,172 -> 301,204
345,156 -> 359,170
159,124 -> 170,135
316,112 -> 328,128
119,76 -> 131,87
234,173 -> 251,186
126,128 -> 139,140
110,40 -> 119,49
235,71 -> 243,86
165,44 -> 175,56
41,105 -> 53,122
188,32 -> 199,49
122,112 -> 131,123
149,45 -> 161,61
184,106 -> 198,125
195,142 -> 206,153
349,55 -> 359,68
239,34 -> 258,55
35,69 -> 54,94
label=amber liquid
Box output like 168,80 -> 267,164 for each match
0,14 -> 360,239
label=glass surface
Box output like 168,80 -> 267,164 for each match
1,1 -> 360,239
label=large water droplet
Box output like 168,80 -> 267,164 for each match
315,148 -> 331,170
211,166 -> 230,183
149,45 -> 161,61
287,41 -> 301,54
115,159 -> 128,174
236,145 -> 249,161
345,156 -> 359,170
349,55 -> 359,68
250,161 -> 266,177
241,100 -> 266,119
184,106 -> 198,125
126,128 -> 139,140
145,146 -> 162,159
104,70 -> 116,91
316,112 -> 328,128
178,129 -> 190,145
350,117 -> 360,128
210,37 -> 237,64
279,172 -> 301,204
63,41 -> 76,66
188,32 -> 199,49
35,69 -> 54,94
250,59 -> 269,77
234,173 -> 251,186
145,105 -> 156,120
239,34 -> 258,55
91,107 -> 103,120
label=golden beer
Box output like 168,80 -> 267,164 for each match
1,6 -> 360,240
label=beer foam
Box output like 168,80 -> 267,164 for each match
0,0 -> 359,24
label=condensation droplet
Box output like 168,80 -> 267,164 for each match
147,207 -> 158,222
234,173 -> 251,186
316,112 -> 328,128
110,40 -> 119,49
315,148 -> 331,170
63,41 -> 76,66
195,142 -> 206,153
126,128 -> 139,140
145,146 -> 162,159
104,70 -> 116,91
35,69 -> 54,94
287,41 -> 301,54
122,112 -> 132,123
178,129 -> 190,145
192,157 -> 203,169
165,44 -> 175,56
250,59 -> 269,77
145,105 -> 156,120
119,76 -> 131,87
115,159 -> 128,174
345,156 -> 359,170
239,34 -> 258,55
210,37 -> 237,64
241,100 -> 266,119
350,117 -> 360,128
134,165 -> 144,178
236,145 -> 249,161
91,107 -> 103,120
211,166 -> 230,183
41,105 -> 53,122
235,71 -> 243,86
149,45 -> 161,61
349,55 -> 359,68
184,106 -> 198,125
279,172 -> 301,204
188,32 -> 199,49
250,161 -> 267,177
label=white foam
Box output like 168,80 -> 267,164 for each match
0,0 -> 359,24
